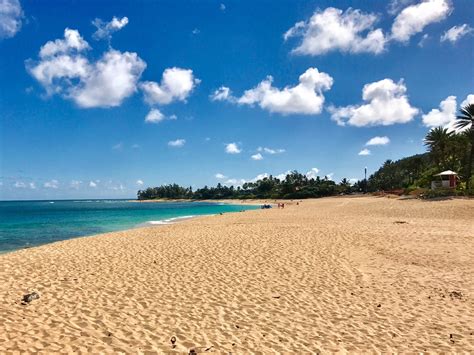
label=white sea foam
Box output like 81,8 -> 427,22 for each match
137,215 -> 198,227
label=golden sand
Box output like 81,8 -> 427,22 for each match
1,196 -> 473,352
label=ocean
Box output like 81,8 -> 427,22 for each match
0,200 -> 258,253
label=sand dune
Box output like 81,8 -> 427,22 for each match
0,196 -> 473,352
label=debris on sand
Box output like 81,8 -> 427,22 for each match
21,291 -> 40,304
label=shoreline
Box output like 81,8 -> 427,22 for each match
1,196 -> 473,352
0,204 -> 257,256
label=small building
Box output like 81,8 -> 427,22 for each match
431,170 -> 458,189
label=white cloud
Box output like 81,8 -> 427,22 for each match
145,108 -> 165,123
234,68 -> 333,115
366,136 -> 390,146
92,16 -> 129,41
131,143 -> 140,149
140,67 -> 199,105
44,179 -> 59,189
225,142 -> 241,154
28,29 -> 146,108
358,148 -> 371,155
210,86 -> 232,101
39,28 -> 90,58
276,170 -> 292,181
329,78 -> 419,126
284,7 -> 386,55
325,173 -> 334,180
391,0 -> 451,43
388,0 -> 417,15
306,168 -> 320,179
461,94 -> 474,108
143,109 -> 178,124
89,181 -> 97,188
0,0 -> 23,39
215,173 -> 227,179
258,147 -> 286,154
418,33 -> 430,47
70,180 -> 82,189
441,24 -> 473,43
224,178 -> 246,185
192,28 -> 200,35
14,181 -> 36,189
168,138 -> 186,147
251,153 -> 263,160
422,95 -> 456,127
70,50 -> 146,108
220,3 -> 226,11
136,179 -> 144,186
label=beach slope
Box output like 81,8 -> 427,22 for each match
1,196 -> 473,352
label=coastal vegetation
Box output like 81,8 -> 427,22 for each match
138,104 -> 474,200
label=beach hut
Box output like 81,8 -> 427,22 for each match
431,170 -> 458,189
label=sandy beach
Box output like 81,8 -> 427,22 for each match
0,196 -> 473,352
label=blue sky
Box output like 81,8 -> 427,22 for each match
0,0 -> 473,200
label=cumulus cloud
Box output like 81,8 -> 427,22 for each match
39,28 -> 90,58
306,168 -> 320,179
215,173 -> 227,179
366,136 -> 390,145
168,138 -> 185,147
225,142 -> 241,154
251,153 -> 263,160
44,179 -> 59,189
422,95 -> 456,127
275,171 -> 292,181
89,181 -> 97,187
423,94 -> 474,132
391,0 -> 451,43
440,24 -> 473,43
220,3 -> 226,11
27,28 -> 146,108
358,148 -> 371,155
136,179 -> 144,186
71,50 -> 146,108
210,86 -> 232,101
0,0 -> 23,39
226,68 -> 333,115
140,67 -> 200,105
387,0 -> 418,15
145,108 -> 165,123
329,78 -> 419,126
284,7 -> 386,55
461,94 -> 474,108
92,16 -> 129,41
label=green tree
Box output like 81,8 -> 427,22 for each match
455,103 -> 474,188
424,127 -> 453,169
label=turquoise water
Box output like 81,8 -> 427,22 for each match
0,200 -> 258,253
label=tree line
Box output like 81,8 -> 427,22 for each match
367,103 -> 473,193
137,104 -> 473,200
137,172 -> 360,200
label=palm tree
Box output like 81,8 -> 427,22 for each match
424,127 -> 453,169
455,103 -> 474,189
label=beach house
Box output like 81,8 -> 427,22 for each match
431,170 -> 458,189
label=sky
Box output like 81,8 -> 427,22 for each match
0,0 -> 473,200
